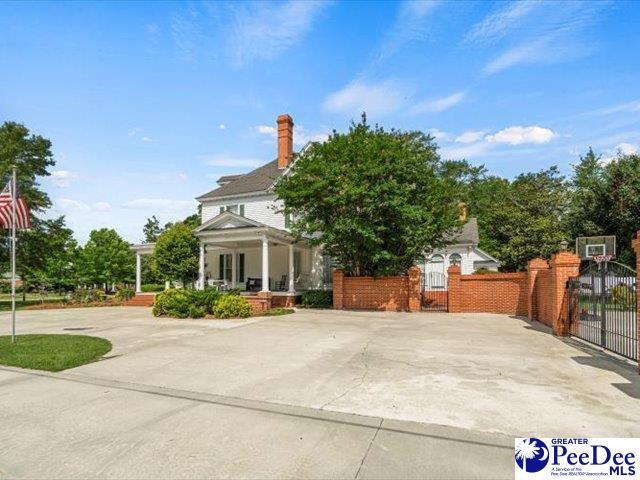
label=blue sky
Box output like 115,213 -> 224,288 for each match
1,0 -> 639,243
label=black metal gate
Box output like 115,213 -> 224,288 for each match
421,271 -> 448,311
567,261 -> 637,361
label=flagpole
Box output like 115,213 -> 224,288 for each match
11,165 -> 16,343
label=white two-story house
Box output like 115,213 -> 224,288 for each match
131,114 -> 499,303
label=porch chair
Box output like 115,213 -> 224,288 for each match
275,275 -> 287,291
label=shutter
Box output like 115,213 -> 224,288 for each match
285,212 -> 291,228
219,254 -> 224,280
239,204 -> 245,216
219,206 -> 224,214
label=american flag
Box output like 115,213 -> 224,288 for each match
0,179 -> 30,230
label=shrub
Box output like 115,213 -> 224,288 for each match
141,284 -> 165,293
213,295 -> 252,319
114,288 -> 135,301
301,290 -> 332,308
189,289 -> 222,314
473,267 -> 495,275
188,305 -> 206,319
70,288 -> 106,304
611,284 -> 635,309
152,289 -> 191,318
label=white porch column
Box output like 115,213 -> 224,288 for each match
261,235 -> 270,292
231,248 -> 237,288
198,243 -> 205,290
288,244 -> 295,293
135,253 -> 142,293
164,280 -> 170,290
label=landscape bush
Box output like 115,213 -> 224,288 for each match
114,288 -> 135,301
611,284 -> 636,309
301,289 -> 332,308
141,283 -> 165,293
70,288 -> 106,304
153,288 -> 225,318
189,289 -> 222,314
212,295 -> 252,319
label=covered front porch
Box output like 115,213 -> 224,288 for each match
194,212 -> 323,308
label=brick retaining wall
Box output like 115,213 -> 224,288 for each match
333,267 -> 421,312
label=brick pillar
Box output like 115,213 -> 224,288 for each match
256,290 -> 272,313
549,251 -> 580,336
333,269 -> 344,310
632,232 -> 640,373
407,266 -> 421,312
447,265 -> 461,313
527,258 -> 549,322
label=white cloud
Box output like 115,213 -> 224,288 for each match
53,198 -> 113,214
142,136 -> 153,143
455,130 -> 486,144
219,123 -> 226,130
375,0 -> 439,62
323,80 -> 405,116
483,38 -> 550,75
616,143 -> 638,155
485,126 -> 557,145
257,125 -> 276,136
122,198 -> 196,213
411,91 -> 466,114
230,1 -> 328,67
200,155 -> 263,168
256,124 -> 328,147
440,141 -> 493,160
427,128 -> 450,141
593,100 -> 640,116
177,173 -> 188,181
92,202 -> 112,212
478,2 -> 605,75
466,1 -> 540,44
50,170 -> 79,188
53,198 -> 91,213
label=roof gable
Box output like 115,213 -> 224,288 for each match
193,211 -> 265,233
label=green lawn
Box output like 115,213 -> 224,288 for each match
0,293 -> 66,312
0,334 -> 112,372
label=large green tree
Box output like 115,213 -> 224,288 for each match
18,216 -> 78,296
482,167 -> 570,270
274,115 -> 460,276
153,223 -> 199,286
79,228 -> 135,289
0,121 -> 55,211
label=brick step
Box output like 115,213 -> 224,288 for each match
123,294 -> 155,307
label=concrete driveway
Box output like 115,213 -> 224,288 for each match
1,307 -> 639,479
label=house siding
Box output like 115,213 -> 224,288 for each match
201,194 -> 286,230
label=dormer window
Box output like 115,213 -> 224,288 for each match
219,204 -> 245,216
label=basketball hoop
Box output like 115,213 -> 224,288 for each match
592,254 -> 613,267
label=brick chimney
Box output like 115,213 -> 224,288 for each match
458,202 -> 468,222
277,114 -> 294,170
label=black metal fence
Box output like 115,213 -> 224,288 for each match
567,261 -> 637,361
421,271 -> 448,311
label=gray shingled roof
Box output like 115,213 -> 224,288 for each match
216,174 -> 245,185
197,159 -> 283,200
445,217 -> 479,245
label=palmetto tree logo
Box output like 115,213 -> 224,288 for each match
515,438 -> 549,473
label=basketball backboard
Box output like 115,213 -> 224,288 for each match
575,235 -> 616,260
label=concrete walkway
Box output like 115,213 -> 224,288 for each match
1,307 -> 639,478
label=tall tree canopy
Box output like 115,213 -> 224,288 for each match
153,223 -> 199,286
0,121 -> 55,211
79,228 -> 134,288
275,115 -> 460,276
